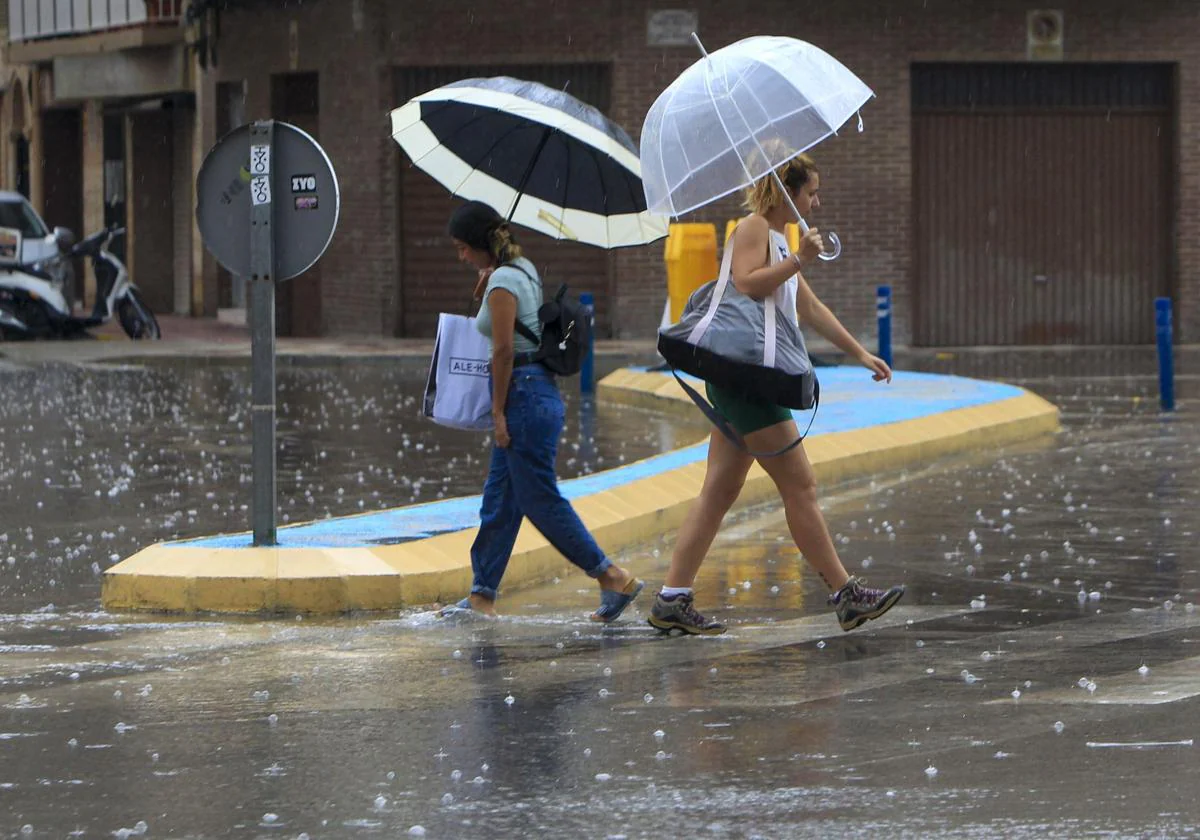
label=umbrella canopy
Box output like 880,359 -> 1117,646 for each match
390,76 -> 668,249
640,35 -> 873,221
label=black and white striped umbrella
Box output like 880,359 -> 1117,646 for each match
389,76 -> 668,249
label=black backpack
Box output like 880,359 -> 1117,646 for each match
509,265 -> 591,377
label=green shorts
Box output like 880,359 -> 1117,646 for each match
705,382 -> 793,436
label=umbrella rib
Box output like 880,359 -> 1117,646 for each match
559,131 -> 575,240
508,125 -> 554,221
699,61 -> 758,188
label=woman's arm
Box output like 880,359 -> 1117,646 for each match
731,215 -> 826,299
796,277 -> 892,382
487,288 -> 519,440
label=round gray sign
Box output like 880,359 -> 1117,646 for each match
196,121 -> 340,281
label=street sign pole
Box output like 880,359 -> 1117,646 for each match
197,118 -> 340,549
248,120 -> 277,546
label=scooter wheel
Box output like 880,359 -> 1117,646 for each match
117,290 -> 161,340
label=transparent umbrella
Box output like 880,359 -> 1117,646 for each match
639,34 -> 873,259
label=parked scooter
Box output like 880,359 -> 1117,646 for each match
0,226 -> 160,340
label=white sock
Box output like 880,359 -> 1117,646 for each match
660,586 -> 692,599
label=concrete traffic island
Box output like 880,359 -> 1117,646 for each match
101,367 -> 1060,614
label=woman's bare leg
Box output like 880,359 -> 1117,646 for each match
663,431 -> 755,588
743,420 -> 851,592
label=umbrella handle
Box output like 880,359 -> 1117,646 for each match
793,212 -> 843,262
818,231 -> 842,261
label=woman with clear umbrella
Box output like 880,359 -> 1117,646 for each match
647,155 -> 905,635
639,34 -> 907,634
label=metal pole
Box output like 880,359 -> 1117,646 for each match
876,284 -> 893,369
1156,297 -> 1175,412
579,292 -> 595,395
249,120 -> 278,546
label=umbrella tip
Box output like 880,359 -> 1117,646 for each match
691,32 -> 710,57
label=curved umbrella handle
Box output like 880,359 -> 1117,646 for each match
795,214 -> 843,261
818,231 -> 842,262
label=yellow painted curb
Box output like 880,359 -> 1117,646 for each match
102,370 -> 1059,615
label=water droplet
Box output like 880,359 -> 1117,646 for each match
643,693 -> 654,703
654,729 -> 665,742
262,813 -> 278,824
924,766 -> 938,778
408,827 -> 427,837
375,794 -> 387,809
1054,721 -> 1065,733
1138,664 -> 1150,676
595,772 -> 612,781
441,793 -> 454,805
504,694 -> 515,706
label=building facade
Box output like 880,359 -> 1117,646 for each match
6,0 -> 1198,345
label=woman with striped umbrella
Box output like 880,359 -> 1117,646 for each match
391,77 -> 665,621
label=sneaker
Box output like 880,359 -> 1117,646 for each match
829,576 -> 905,631
647,591 -> 727,636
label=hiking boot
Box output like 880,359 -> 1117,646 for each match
829,576 -> 905,631
647,591 -> 727,636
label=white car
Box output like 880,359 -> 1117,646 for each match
0,191 -> 75,301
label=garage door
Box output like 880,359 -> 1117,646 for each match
912,63 -> 1173,346
394,64 -> 615,338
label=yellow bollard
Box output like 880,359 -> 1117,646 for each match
664,223 -> 718,323
785,222 -> 801,252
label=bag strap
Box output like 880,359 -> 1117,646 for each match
686,224 -> 737,345
514,318 -> 540,346
668,367 -> 819,458
500,262 -> 543,346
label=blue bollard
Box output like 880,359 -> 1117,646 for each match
876,285 -> 893,369
1156,297 -> 1175,412
580,292 -> 595,395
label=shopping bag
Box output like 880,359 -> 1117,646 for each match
422,313 -> 493,431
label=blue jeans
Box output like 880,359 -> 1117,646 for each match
470,364 -> 612,600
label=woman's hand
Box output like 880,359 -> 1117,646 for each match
858,351 -> 893,383
796,228 -> 825,264
473,267 -> 494,301
493,413 -> 511,448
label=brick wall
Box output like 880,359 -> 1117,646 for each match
210,0 -> 1200,343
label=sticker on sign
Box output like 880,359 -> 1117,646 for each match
291,174 -> 317,193
250,144 -> 271,175
251,175 -> 272,206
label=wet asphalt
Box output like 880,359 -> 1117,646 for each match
0,349 -> 1197,839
